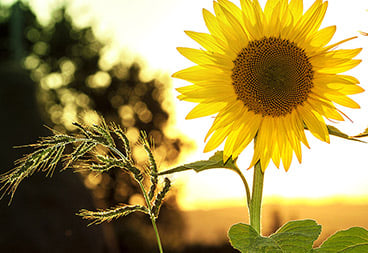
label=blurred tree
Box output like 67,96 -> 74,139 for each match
0,2 -> 106,252
0,1 -> 192,252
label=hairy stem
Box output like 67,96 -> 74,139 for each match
110,145 -> 164,252
249,161 -> 264,234
138,180 -> 164,253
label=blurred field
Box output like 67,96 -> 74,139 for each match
182,202 -> 368,247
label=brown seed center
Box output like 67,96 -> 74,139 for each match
231,37 -> 314,117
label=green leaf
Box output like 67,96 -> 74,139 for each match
270,219 -> 321,253
228,223 -> 282,253
313,227 -> 368,253
228,220 -> 321,253
326,125 -> 365,143
158,151 -> 238,175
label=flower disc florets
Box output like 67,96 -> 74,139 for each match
232,37 -> 314,117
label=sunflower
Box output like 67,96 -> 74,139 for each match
173,0 -> 363,171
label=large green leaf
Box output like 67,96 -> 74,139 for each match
313,227 -> 368,253
228,223 -> 282,253
158,151 -> 238,175
228,220 -> 321,253
270,219 -> 321,252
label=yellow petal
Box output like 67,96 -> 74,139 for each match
325,48 -> 362,59
308,95 -> 345,121
290,109 -> 310,148
202,8 -> 227,42
264,1 -> 281,36
289,0 -> 303,21
177,47 -> 233,69
323,36 -> 357,52
309,25 -> 336,48
298,103 -> 329,143
291,2 -> 327,44
204,124 -> 232,152
280,115 -> 302,163
316,59 -> 362,74
264,0 -> 280,18
313,72 -> 360,85
219,5 -> 249,47
218,0 -> 243,20
206,100 -> 245,140
232,111 -> 262,157
324,93 -> 361,108
177,84 -> 236,102
253,117 -> 273,171
251,0 -> 265,36
269,118 -> 282,168
172,65 -> 230,82
311,48 -> 362,68
281,141 -> 293,171
184,31 -> 223,52
338,84 -> 364,95
176,47 -> 214,66
213,2 -> 246,54
240,0 -> 263,39
186,102 -> 227,119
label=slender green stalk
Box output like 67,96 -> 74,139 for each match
149,210 -> 164,253
232,167 -> 251,209
111,146 -> 164,253
249,161 -> 264,234
138,180 -> 164,253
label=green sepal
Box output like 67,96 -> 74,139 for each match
313,227 -> 368,252
158,151 -> 238,175
228,219 -> 321,253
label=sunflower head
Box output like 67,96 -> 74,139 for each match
173,0 -> 363,171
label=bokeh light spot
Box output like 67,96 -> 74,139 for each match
86,71 -> 111,88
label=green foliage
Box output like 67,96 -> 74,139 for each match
159,151 -> 238,175
313,227 -> 368,252
228,222 -> 274,252
228,220 -> 321,253
270,220 -> 321,252
229,220 -> 368,253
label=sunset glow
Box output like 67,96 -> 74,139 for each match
18,0 -> 368,210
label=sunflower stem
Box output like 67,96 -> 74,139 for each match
249,161 -> 264,234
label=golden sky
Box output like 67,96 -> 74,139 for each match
9,0 -> 368,210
